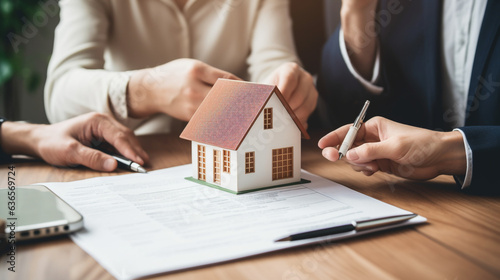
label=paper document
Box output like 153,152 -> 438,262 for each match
44,164 -> 425,280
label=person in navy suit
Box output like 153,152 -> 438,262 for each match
317,0 -> 499,193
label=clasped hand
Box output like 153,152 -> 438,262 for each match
127,58 -> 240,121
127,59 -> 318,128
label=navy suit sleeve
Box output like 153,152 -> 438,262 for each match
0,156 -> 11,165
317,27 -> 381,129
459,126 -> 500,194
318,0 -> 445,130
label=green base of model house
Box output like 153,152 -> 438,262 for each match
185,177 -> 312,195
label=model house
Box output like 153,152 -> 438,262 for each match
180,79 -> 310,194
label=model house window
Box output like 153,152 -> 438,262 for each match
223,150 -> 230,173
245,152 -> 255,174
264,108 -> 273,129
214,150 -> 221,184
272,147 -> 293,180
197,145 -> 206,181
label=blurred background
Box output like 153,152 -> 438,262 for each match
0,0 -> 340,124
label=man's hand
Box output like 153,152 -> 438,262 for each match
318,117 -> 467,180
127,58 -> 241,121
1,113 -> 149,172
264,62 -> 318,129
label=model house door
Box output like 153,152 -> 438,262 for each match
214,150 -> 221,184
198,145 -> 206,181
272,147 -> 293,180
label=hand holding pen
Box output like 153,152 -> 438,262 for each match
11,112 -> 149,172
318,105 -> 467,180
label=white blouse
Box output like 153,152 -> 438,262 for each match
44,0 -> 299,134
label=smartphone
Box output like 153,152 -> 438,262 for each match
0,185 -> 84,241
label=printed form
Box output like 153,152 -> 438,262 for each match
44,164 -> 425,280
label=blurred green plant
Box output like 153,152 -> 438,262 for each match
0,0 -> 43,93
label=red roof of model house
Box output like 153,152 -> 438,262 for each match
180,79 -> 310,150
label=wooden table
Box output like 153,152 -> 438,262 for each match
1,132 -> 499,280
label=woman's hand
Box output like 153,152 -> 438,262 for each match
264,62 -> 318,129
127,58 -> 241,121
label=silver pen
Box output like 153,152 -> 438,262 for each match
338,100 -> 370,160
112,155 -> 147,173
275,213 -> 417,242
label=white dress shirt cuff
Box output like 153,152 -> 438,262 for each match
453,128 -> 473,189
108,72 -> 133,121
339,29 -> 383,94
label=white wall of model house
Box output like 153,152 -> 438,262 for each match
190,141 -> 238,190
190,92 -> 301,193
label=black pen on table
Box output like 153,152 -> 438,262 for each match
275,214 -> 417,242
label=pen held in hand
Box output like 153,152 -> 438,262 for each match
93,144 -> 148,173
338,100 -> 370,160
112,154 -> 147,173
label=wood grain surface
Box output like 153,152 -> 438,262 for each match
1,132 -> 499,280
